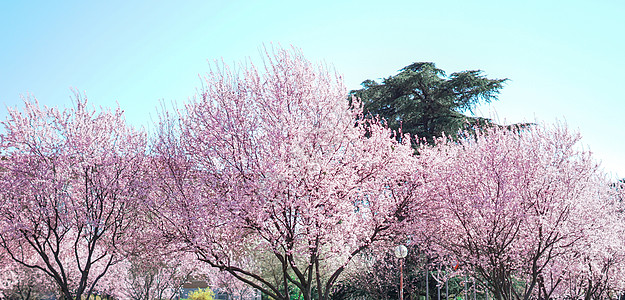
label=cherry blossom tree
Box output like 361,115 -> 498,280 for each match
547,181 -> 625,300
0,95 -> 149,300
152,48 -> 424,300
420,124 -> 624,300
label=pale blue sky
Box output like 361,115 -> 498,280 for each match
1,1 -> 624,178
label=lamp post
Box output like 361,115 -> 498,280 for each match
394,245 -> 408,300
425,268 -> 429,300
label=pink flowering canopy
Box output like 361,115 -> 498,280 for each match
419,124 -> 625,299
0,94 -> 149,300
152,47 -> 423,300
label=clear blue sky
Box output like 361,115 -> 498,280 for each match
1,0 -> 624,178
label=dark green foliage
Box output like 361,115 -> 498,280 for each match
350,62 -> 508,144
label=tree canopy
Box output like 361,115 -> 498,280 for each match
350,62 -> 508,144
151,48 -> 422,300
0,95 -> 149,300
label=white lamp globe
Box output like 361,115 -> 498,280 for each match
394,245 -> 408,258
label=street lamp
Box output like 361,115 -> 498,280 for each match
394,245 -> 408,300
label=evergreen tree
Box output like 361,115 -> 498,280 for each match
350,62 -> 507,144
